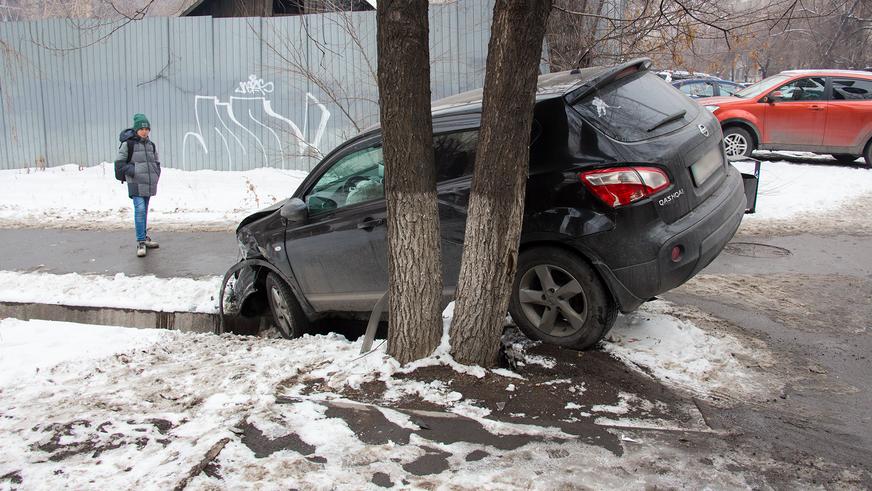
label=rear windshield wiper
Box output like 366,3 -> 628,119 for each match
646,110 -> 686,132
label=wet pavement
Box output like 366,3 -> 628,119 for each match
0,228 -> 238,279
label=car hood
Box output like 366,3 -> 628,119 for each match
236,198 -> 288,232
697,95 -> 744,105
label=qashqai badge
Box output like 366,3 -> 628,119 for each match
698,124 -> 710,137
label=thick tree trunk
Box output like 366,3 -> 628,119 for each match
450,0 -> 552,367
377,0 -> 443,365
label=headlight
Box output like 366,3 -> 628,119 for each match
704,105 -> 719,112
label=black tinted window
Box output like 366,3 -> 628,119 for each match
571,71 -> 700,142
832,78 -> 872,100
435,130 -> 478,182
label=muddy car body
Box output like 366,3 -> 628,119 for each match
233,58 -> 747,349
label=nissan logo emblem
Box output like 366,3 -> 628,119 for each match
698,124 -> 710,137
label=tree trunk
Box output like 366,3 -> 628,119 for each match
450,0 -> 552,367
377,0 -> 443,365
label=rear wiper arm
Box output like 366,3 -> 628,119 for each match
646,110 -> 686,132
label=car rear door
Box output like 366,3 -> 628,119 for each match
763,76 -> 827,146
824,76 -> 872,150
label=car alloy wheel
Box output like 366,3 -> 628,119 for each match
265,273 -> 308,339
509,247 -> 617,350
723,132 -> 749,160
518,264 -> 589,338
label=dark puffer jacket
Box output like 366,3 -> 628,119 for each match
115,137 -> 161,198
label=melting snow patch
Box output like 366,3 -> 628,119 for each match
603,300 -> 772,401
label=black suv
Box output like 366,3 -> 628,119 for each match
232,59 -> 747,349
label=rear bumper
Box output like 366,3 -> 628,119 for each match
588,166 -> 746,312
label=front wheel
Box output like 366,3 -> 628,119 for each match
864,141 -> 872,167
265,273 -> 309,339
508,247 -> 617,350
722,126 -> 755,160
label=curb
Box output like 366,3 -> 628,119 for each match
0,301 -> 261,334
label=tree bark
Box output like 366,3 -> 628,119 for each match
377,0 -> 443,364
450,0 -> 552,367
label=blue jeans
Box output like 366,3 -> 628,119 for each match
133,196 -> 150,242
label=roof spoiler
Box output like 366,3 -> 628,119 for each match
564,58 -> 652,106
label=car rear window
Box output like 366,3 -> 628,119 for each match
570,71 -> 700,142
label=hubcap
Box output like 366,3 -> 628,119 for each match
518,264 -> 588,338
723,133 -> 748,158
270,286 -> 292,336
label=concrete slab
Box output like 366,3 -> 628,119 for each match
0,301 -> 261,334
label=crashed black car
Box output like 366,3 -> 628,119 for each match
232,58 -> 747,350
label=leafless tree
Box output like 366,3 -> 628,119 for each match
449,0 -> 552,367
376,0 -> 444,364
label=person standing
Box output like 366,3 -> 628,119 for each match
114,113 -> 161,257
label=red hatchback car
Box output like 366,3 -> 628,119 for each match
701,69 -> 872,165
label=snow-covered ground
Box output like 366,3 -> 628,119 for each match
0,163 -> 307,231
1,157 -> 870,231
0,300 -> 773,489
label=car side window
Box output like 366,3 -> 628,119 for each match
680,82 -> 714,98
831,78 -> 872,100
434,130 -> 479,182
775,77 -> 826,101
306,145 -> 384,214
718,82 -> 738,96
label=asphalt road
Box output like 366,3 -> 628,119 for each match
0,228 -> 239,279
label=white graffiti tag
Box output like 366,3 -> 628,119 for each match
182,92 -> 330,171
235,75 -> 275,96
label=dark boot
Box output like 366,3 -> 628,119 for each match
144,236 -> 159,249
137,242 -> 147,257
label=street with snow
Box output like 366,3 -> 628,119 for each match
1,153 -> 871,489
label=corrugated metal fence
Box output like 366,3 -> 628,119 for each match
0,2 -> 494,172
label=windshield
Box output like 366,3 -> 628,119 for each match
734,74 -> 792,99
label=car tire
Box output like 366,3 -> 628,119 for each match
265,272 -> 308,339
831,153 -> 859,164
509,247 -> 617,350
865,141 -> 872,167
722,126 -> 755,160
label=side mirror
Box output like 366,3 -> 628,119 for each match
280,198 -> 308,223
765,90 -> 784,103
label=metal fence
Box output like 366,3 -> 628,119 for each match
0,2 -> 494,172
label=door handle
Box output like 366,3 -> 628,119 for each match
808,105 -> 824,111
357,217 -> 385,230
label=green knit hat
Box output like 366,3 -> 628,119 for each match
132,113 -> 150,131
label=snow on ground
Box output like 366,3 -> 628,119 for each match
0,163 -> 306,231
0,271 -> 221,313
603,300 -> 776,402
1,158 -> 870,232
0,312 -> 765,489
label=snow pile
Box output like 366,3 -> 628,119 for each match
0,319 -> 170,387
602,300 -> 772,402
0,271 -> 222,313
732,158 -> 872,220
0,163 -> 307,230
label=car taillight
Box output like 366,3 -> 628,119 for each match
579,166 -> 670,208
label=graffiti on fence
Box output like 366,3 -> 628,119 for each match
182,89 -> 331,171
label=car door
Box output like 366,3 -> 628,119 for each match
824,77 -> 872,150
284,141 -> 388,313
762,76 -> 828,146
